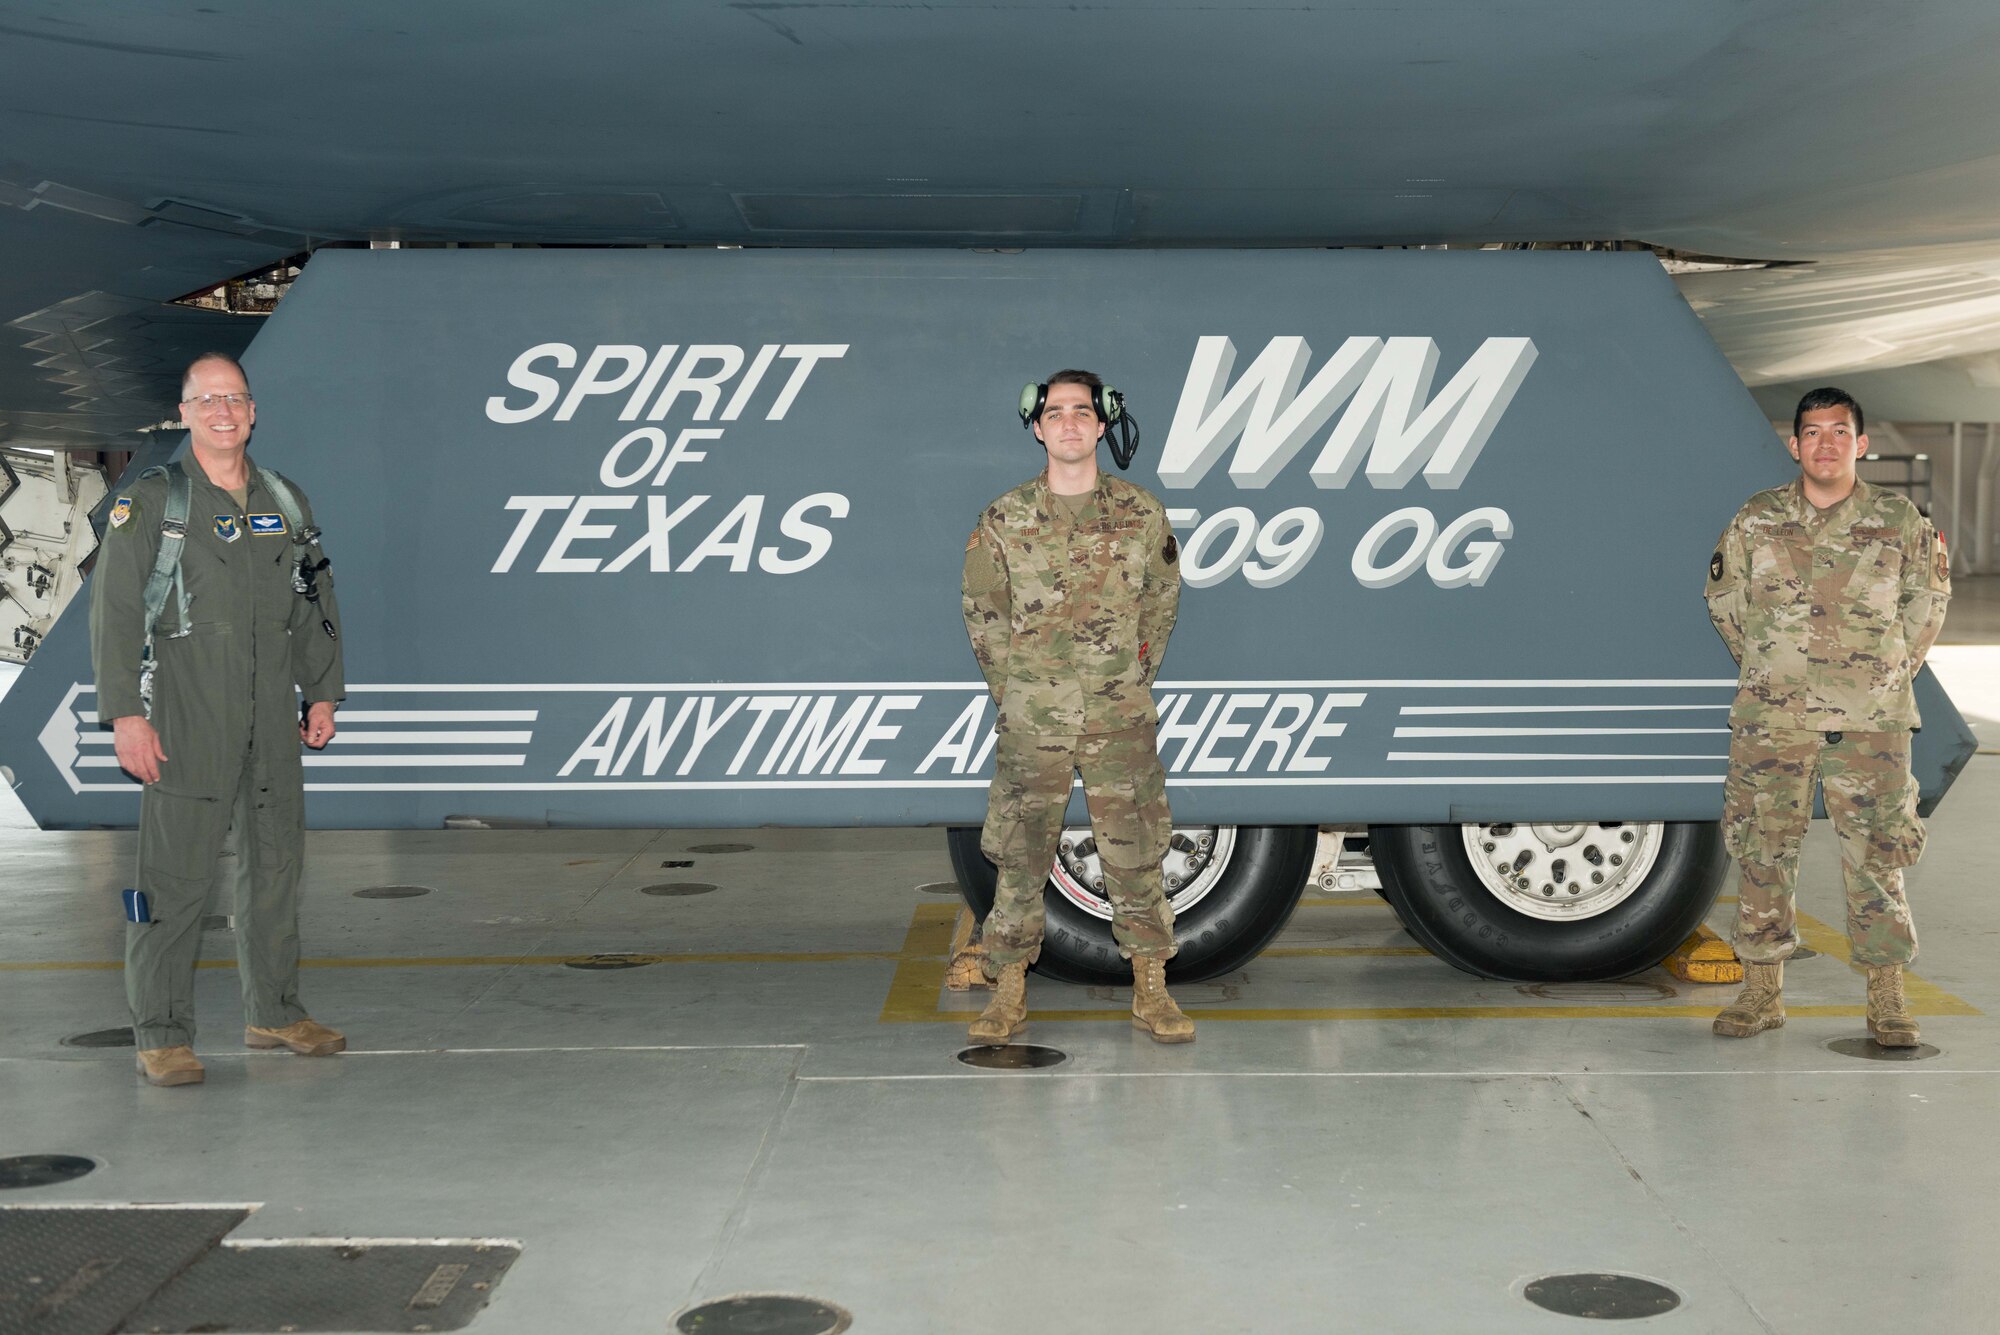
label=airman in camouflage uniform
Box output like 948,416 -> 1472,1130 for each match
1705,387 -> 1950,1046
961,370 -> 1190,1043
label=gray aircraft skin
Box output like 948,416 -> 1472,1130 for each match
6,3 -> 2000,446
0,247 -> 1975,832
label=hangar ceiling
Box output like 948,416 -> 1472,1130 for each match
5,0 -> 2000,443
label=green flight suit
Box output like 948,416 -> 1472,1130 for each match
90,461 -> 345,1048
962,470 -> 1181,967
1705,478 -> 1949,965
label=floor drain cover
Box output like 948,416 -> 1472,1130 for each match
1825,1036 -> 1941,1061
675,1294 -> 852,1334
957,1044 -> 1068,1070
61,1026 -> 136,1049
642,882 -> 719,897
0,1154 -> 98,1188
354,884 -> 433,899
687,842 -> 754,854
916,881 -> 961,896
1524,1273 -> 1681,1319
564,953 -> 655,970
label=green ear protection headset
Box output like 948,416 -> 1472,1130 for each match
1018,381 -> 1142,470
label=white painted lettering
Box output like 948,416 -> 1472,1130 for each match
758,492 -> 850,574
678,495 -> 764,572
537,496 -> 637,573
675,696 -> 746,775
841,695 -> 921,775
916,695 -> 992,775
485,343 -> 576,424
492,495 -> 575,573
766,344 -> 849,420
559,696 -> 631,776
554,345 -> 650,422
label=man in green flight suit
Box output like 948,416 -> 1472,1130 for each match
91,353 -> 347,1087
1705,387 -> 1950,1046
961,369 -> 1190,1044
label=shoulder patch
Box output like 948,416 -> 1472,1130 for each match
1163,534 -> 1179,565
1937,532 -> 1950,585
1710,550 -> 1724,582
108,496 -> 134,529
966,530 -> 982,552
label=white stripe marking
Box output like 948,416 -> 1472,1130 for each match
1388,752 -> 1726,762
303,755 -> 528,768
74,755 -> 530,770
1395,727 -> 1731,738
335,710 -> 538,722
335,679 -> 1740,692
329,732 -> 534,745
184,774 -> 1736,793
1399,704 -> 1730,715
75,731 -> 537,747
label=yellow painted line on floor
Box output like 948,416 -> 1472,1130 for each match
879,903 -> 964,1023
1259,947 -> 1433,958
876,905 -> 1982,1024
1297,897 -> 1395,907
937,1004 -> 1912,1023
0,950 -> 902,973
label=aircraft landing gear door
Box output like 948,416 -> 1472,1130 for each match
1369,820 -> 1730,982
946,825 -> 1316,985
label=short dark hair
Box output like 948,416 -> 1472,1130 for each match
1041,369 -> 1104,419
1046,368 -> 1103,393
1792,386 -> 1863,437
181,353 -> 250,401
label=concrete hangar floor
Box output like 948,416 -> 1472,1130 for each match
3,590 -> 1998,1334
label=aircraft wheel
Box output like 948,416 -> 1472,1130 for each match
945,824 -> 1315,984
1369,820 -> 1728,981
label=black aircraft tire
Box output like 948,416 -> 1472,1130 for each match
1368,821 -> 1729,982
945,825 -> 1316,985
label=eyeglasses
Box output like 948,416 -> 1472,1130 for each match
182,393 -> 253,410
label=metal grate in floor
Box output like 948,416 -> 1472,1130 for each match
0,1206 -> 248,1335
120,1238 -> 520,1334
0,1207 -> 517,1334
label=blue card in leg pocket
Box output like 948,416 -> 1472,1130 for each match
122,889 -> 150,923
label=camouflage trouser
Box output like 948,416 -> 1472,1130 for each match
1722,724 -> 1924,966
980,722 -> 1176,968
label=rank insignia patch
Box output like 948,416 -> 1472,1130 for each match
108,496 -> 133,529
1709,551 -> 1724,581
214,515 -> 241,543
248,513 -> 287,536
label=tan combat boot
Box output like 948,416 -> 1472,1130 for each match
244,1018 -> 346,1056
1131,956 -> 1195,1044
135,1045 -> 204,1087
1712,961 -> 1784,1038
1866,964 -> 1921,1047
967,961 -> 1028,1044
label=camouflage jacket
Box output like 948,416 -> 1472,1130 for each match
962,470 -> 1181,735
1706,478 -> 1949,731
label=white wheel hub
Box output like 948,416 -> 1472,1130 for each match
1460,821 -> 1663,921
1050,825 -> 1237,921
